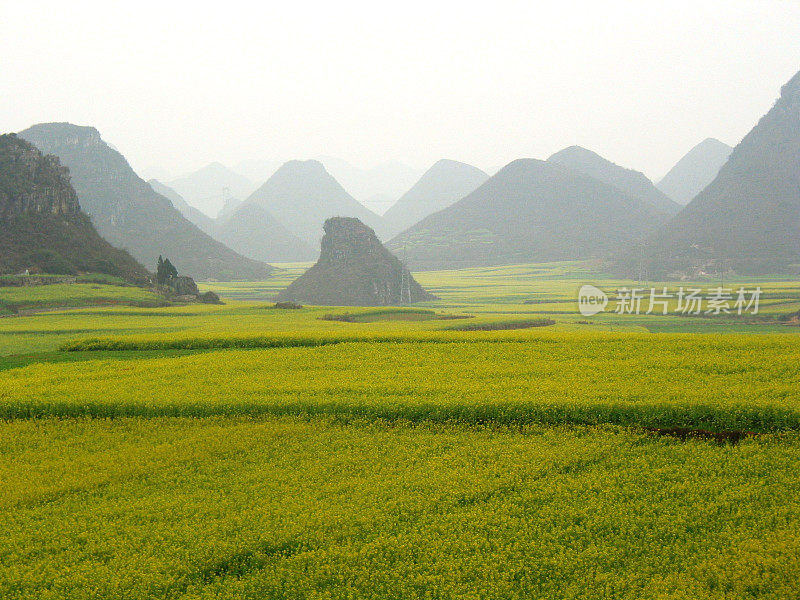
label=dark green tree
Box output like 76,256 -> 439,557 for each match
164,258 -> 178,279
156,255 -> 178,285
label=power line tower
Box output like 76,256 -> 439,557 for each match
637,243 -> 649,285
399,243 -> 411,305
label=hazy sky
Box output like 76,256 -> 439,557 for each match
2,1 -> 799,181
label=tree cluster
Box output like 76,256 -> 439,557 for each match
156,255 -> 178,285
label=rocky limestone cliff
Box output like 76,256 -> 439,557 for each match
277,217 -> 435,306
18,123 -> 273,281
0,134 -> 149,282
0,134 -> 80,219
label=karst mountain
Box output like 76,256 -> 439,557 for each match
382,159 -> 489,237
656,138 -> 733,205
0,134 -> 148,282
619,69 -> 800,277
237,159 -> 387,244
387,158 -> 668,270
278,217 -> 434,305
548,146 -> 681,216
19,123 -> 272,280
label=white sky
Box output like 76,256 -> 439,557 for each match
1,0 -> 799,180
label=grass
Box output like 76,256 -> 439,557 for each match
445,318 -> 555,330
319,307 -> 442,322
0,282 -> 163,313
0,348 -> 206,372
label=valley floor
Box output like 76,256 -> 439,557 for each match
1,262 -> 799,599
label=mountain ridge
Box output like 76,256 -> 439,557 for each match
167,162 -> 256,218
215,203 -> 317,263
617,69 -> 800,276
548,146 -> 681,216
383,159 -> 489,237
242,159 -> 387,244
0,133 -> 149,282
656,138 -> 733,205
19,123 -> 273,280
387,158 -> 669,270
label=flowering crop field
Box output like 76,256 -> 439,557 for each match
2,337 -> 800,431
2,262 -> 800,598
2,418 -> 799,599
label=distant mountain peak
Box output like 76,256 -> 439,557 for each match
167,162 -> 255,218
197,161 -> 231,173
553,145 -> 594,157
383,159 -> 488,237
215,201 -> 316,263
548,145 -> 681,215
316,157 -> 423,211
656,138 -> 733,205
278,159 -> 329,174
387,156 -> 668,270
622,68 -> 800,276
244,158 -> 386,243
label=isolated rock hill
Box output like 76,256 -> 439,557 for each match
387,158 -> 668,270
619,69 -> 800,277
277,217 -> 435,306
0,134 -> 149,282
19,123 -> 272,281
242,160 -> 387,244
656,138 -> 733,205
382,159 -> 489,237
548,146 -> 681,216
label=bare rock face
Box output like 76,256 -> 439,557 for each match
0,134 -> 149,282
277,217 -> 435,306
18,123 -> 273,281
0,134 -> 80,220
169,275 -> 200,296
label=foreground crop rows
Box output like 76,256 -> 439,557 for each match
2,337 -> 800,431
1,417 -> 799,600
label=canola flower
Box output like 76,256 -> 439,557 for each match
3,270 -> 800,599
2,336 -> 800,431
0,417 -> 798,599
